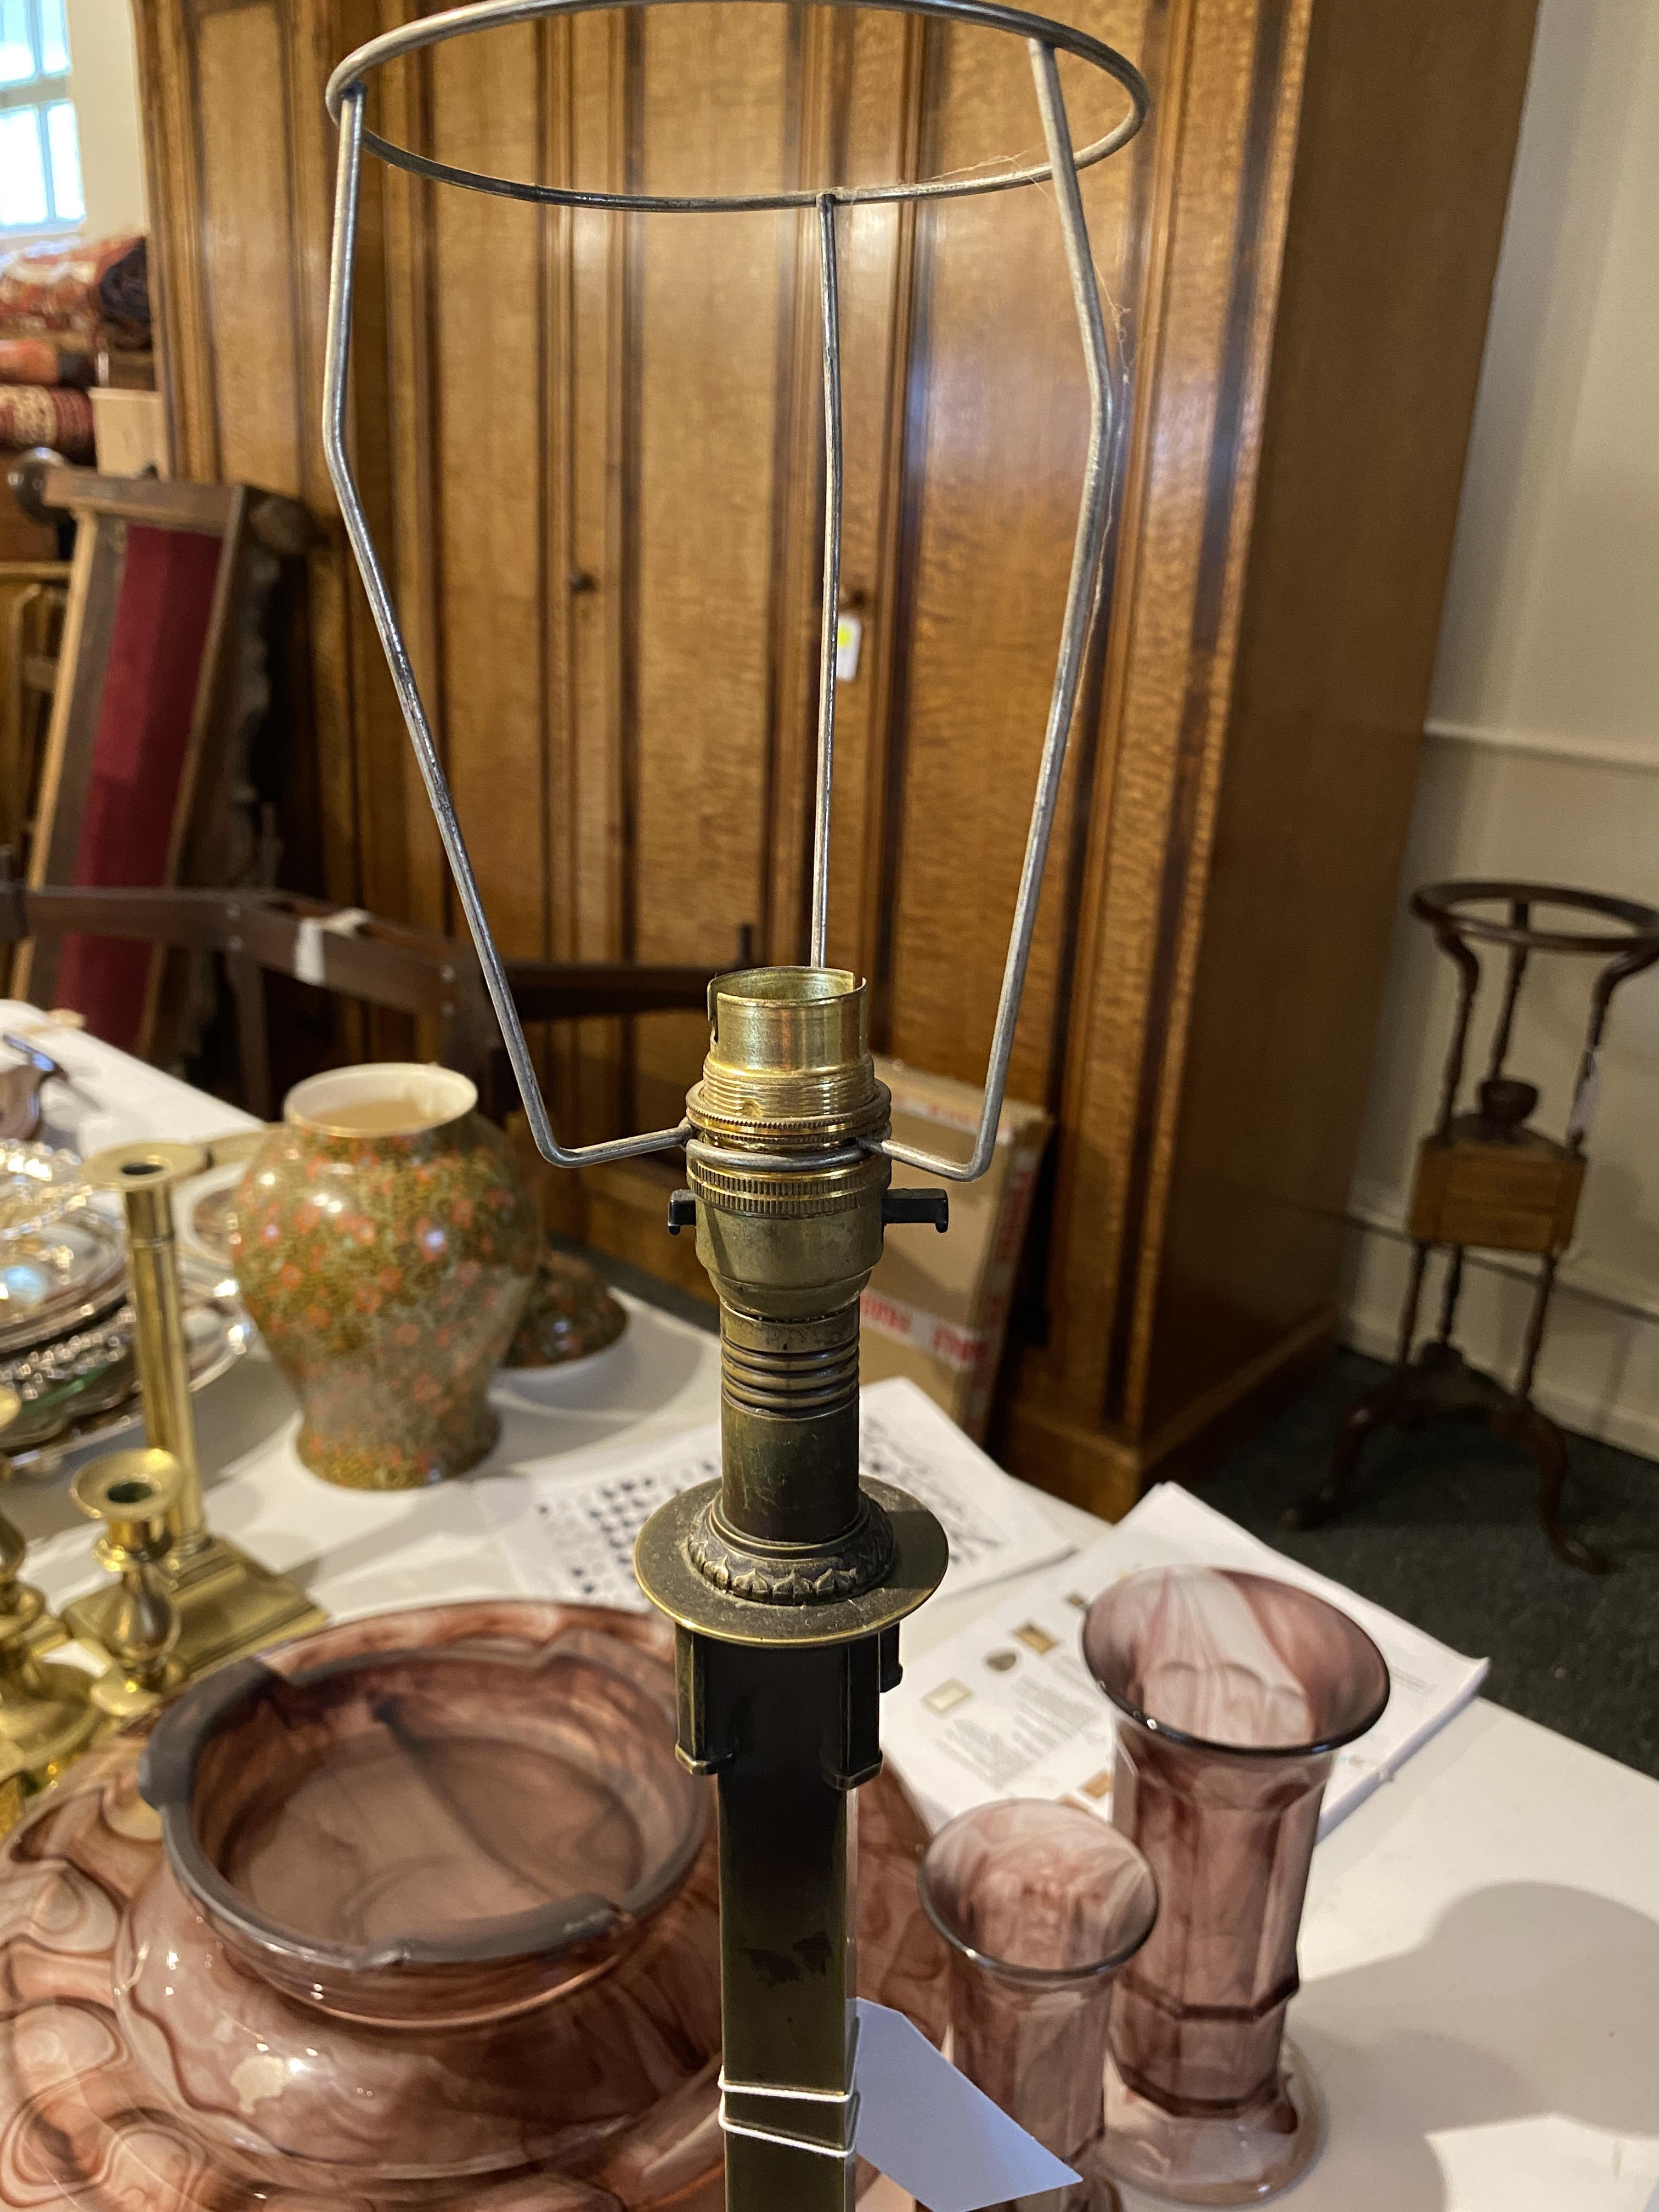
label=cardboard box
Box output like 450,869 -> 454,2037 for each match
90,388 -> 170,478
860,1057 -> 1051,1441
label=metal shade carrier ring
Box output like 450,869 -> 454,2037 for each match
323,0 -> 1148,1183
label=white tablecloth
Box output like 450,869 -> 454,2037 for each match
7,1009 -> 1658,2211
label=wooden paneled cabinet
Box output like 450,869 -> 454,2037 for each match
132,0 -> 1538,1516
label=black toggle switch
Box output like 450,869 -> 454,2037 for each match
881,1187 -> 949,1233
666,1189 -> 697,1236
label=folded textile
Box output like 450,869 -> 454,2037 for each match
96,238 -> 149,330
0,234 -> 149,345
0,384 -> 93,460
0,336 -> 92,388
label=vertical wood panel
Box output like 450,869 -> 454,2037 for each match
629,1 -> 795,1128
803,12 -> 919,980
831,16 -> 922,984
761,10 -> 837,969
881,2 -> 1151,1108
194,4 -> 304,497
137,0 -> 366,918
565,10 -> 630,1145
1026,0 -> 1300,1441
371,4 -> 448,935
1139,0 -> 1545,1436
426,24 -> 549,968
132,0 -> 217,480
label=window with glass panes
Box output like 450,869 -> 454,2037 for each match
0,0 -> 82,233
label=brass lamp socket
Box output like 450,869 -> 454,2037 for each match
639,963 -> 947,1639
688,966 -> 890,1150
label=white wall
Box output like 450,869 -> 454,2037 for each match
1344,0 -> 1659,1457
66,0 -> 148,241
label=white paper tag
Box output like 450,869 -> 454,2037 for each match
836,611 -> 863,682
292,906 -> 371,987
851,1997 -> 1079,2211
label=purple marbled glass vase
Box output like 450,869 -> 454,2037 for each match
919,1798 -> 1159,2212
1082,1566 -> 1389,2205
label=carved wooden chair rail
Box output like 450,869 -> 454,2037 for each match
0,872 -> 730,1122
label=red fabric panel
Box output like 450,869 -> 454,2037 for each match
54,525 -> 223,1052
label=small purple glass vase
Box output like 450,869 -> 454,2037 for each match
1082,1566 -> 1390,2205
919,1798 -> 1159,2212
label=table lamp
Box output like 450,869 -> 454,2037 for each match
321,7 -> 1148,2202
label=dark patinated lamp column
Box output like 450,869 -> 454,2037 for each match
636,969 -> 947,2204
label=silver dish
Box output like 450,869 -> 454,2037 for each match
0,1138 -> 89,1239
0,1256 -> 251,1478
0,1209 -> 127,1355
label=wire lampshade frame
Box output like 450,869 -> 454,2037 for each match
321,0 -> 1150,1182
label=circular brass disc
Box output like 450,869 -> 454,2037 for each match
635,1476 -> 949,1649
84,1141 -> 211,1195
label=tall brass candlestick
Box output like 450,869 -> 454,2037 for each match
62,1143 -> 326,1675
105,1147 -> 210,1546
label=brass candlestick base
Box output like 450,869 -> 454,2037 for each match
60,1532 -> 328,1681
0,1751 -> 22,1840
0,1498 -> 100,1790
1,1385 -> 67,1657
71,1449 -> 188,1722
60,1143 -> 326,1678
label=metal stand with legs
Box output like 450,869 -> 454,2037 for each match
1287,882 -> 1659,1573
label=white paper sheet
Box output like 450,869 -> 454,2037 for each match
851,1999 -> 1079,2211
880,1481 -> 1489,1838
477,1375 -> 1073,1613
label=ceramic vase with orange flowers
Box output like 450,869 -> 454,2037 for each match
230,1064 -> 538,1488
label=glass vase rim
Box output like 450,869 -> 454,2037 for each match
1084,1564 -> 1391,1761
917,1798 -> 1159,1985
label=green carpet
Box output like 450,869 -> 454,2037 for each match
1199,1349 -> 1659,1782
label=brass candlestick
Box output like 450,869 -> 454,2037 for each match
0,1747 -> 21,1840
0,1383 -> 67,1657
0,1492 -> 100,1792
61,1142 -> 326,1673
71,1448 -> 187,1722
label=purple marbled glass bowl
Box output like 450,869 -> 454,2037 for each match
138,1601 -> 707,2028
